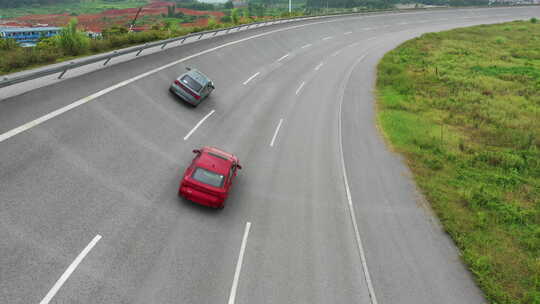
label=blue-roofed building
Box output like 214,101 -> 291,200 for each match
0,26 -> 62,46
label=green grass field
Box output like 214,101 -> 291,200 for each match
376,20 -> 540,303
0,0 -> 148,19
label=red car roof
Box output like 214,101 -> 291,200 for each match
194,147 -> 236,175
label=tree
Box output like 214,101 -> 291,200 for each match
56,18 -> 89,56
224,0 -> 233,9
167,4 -> 177,17
231,8 -> 240,24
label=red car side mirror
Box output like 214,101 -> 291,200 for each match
193,149 -> 201,154
236,164 -> 242,170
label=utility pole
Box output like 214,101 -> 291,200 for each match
289,0 -> 292,13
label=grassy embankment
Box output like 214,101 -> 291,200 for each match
0,0 -> 148,18
376,20 -> 540,303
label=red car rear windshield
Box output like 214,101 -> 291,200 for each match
192,167 -> 225,188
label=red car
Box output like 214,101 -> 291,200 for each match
179,147 -> 242,208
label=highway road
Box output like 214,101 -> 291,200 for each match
1,6 -> 538,304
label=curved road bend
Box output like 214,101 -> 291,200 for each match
1,6 -> 538,304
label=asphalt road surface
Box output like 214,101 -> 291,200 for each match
1,6 -> 538,304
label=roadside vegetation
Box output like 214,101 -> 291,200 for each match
376,19 -> 540,303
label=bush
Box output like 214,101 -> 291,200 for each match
0,38 -> 19,51
207,16 -> 218,29
220,15 -> 232,23
102,25 -> 128,39
531,17 -> 538,24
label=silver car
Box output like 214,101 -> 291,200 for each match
170,67 -> 215,107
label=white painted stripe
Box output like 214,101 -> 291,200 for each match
337,54 -> 379,304
183,110 -> 215,140
295,81 -> 305,96
277,53 -> 289,62
228,222 -> 251,304
0,19 -> 342,144
40,235 -> 102,304
322,36 -> 333,40
344,31 -> 353,35
242,72 -> 260,85
301,43 -> 312,48
366,37 -> 376,41
363,27 -> 372,30
349,42 -> 361,47
314,62 -> 324,71
270,119 -> 283,147
399,22 -> 409,25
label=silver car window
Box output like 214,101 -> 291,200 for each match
181,75 -> 202,92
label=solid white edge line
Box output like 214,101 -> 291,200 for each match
295,81 -> 306,96
277,53 -> 290,62
227,222 -> 251,304
337,53 -> 378,304
315,62 -> 324,71
301,43 -> 312,48
183,110 -> 215,140
242,72 -> 260,85
323,36 -> 333,40
344,31 -> 353,35
39,234 -> 102,304
270,118 -> 284,147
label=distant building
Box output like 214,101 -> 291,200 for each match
0,26 -> 61,46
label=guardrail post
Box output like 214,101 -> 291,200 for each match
181,37 -> 187,44
103,57 -> 112,66
198,33 -> 204,40
212,30 -> 219,36
136,48 -> 144,56
161,42 -> 168,49
226,28 -> 231,33
58,69 -> 68,79
58,62 -> 75,79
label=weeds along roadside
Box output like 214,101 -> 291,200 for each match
376,19 -> 540,304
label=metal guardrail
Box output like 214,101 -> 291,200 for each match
0,5 -> 524,89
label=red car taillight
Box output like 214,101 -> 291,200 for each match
174,80 -> 200,100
